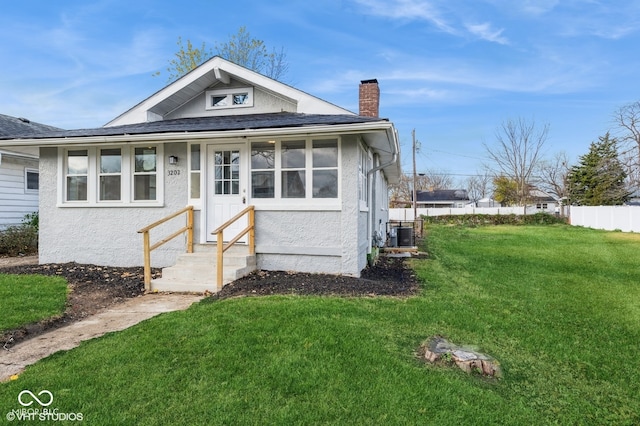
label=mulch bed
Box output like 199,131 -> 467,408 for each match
214,256 -> 418,299
1,256 -> 419,348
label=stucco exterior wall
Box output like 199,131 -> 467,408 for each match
339,136 -> 364,275
252,136 -> 367,276
39,143 -> 190,267
38,136 -> 389,277
254,210 -> 342,273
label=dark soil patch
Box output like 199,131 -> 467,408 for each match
1,256 -> 418,348
1,263 -> 159,348
213,256 -> 418,300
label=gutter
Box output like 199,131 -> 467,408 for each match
0,121 -> 396,147
365,126 -> 400,252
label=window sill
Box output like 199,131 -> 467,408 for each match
253,204 -> 341,211
56,202 -> 165,208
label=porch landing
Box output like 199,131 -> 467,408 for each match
150,244 -> 256,293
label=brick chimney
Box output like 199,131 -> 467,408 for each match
359,79 -> 380,117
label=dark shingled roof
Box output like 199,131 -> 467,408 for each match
0,112 -> 388,140
0,114 -> 62,137
416,189 -> 470,202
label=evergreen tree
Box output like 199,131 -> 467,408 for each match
566,133 -> 629,205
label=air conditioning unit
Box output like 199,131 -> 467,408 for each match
397,227 -> 414,247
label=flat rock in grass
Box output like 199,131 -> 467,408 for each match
419,336 -> 502,378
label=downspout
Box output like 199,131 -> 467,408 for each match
366,128 -> 399,254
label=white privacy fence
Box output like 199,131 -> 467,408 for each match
569,206 -> 640,233
389,206 -> 640,233
389,207 -> 527,220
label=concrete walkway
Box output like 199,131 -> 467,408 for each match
0,293 -> 204,381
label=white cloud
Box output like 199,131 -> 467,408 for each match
465,22 -> 509,44
353,0 -> 457,34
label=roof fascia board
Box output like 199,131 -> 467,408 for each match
0,122 -> 396,147
0,149 -> 38,159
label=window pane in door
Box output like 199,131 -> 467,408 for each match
213,150 -> 240,195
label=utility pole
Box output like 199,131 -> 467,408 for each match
412,129 -> 417,220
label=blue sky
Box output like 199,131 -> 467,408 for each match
1,0 -> 639,181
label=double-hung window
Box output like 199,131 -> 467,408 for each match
99,148 -> 122,201
312,139 -> 338,198
250,138 -> 340,202
358,143 -> 371,208
251,142 -> 275,198
62,145 -> 162,205
25,168 -> 39,193
133,147 -> 157,201
66,150 -> 88,201
281,140 -> 306,198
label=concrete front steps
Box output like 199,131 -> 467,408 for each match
150,244 -> 256,293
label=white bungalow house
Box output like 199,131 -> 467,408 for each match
0,57 -> 400,292
0,114 -> 60,229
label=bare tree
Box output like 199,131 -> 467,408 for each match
388,171 -> 452,207
535,151 -> 570,201
613,101 -> 640,195
483,117 -> 549,206
465,169 -> 493,203
160,27 -> 289,82
422,169 -> 453,190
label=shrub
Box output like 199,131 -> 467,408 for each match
421,212 -> 568,227
22,211 -> 39,232
0,224 -> 38,256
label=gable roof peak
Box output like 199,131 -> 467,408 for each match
106,56 -> 353,127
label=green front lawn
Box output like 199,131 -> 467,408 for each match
1,224 -> 638,425
0,274 -> 68,334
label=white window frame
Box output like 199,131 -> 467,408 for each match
188,143 -> 203,209
98,147 -> 123,202
25,168 -> 39,193
58,144 -> 164,207
205,87 -> 254,110
358,141 -> 372,211
249,137 -> 341,207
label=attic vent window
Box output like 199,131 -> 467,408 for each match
206,87 -> 254,110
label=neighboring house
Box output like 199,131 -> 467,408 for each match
528,189 -> 558,213
0,57 -> 400,290
475,197 -> 501,208
416,189 -> 470,208
0,114 -> 60,229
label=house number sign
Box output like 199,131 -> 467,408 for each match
168,170 -> 181,176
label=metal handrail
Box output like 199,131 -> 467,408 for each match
137,206 -> 194,290
212,205 -> 255,289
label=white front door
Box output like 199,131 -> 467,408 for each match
206,143 -> 247,243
